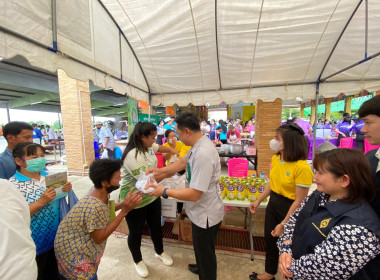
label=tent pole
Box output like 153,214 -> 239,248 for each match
365,0 -> 368,58
6,103 -> 10,122
51,0 -> 57,50
312,83 -> 319,162
148,94 -> 151,122
58,112 -> 61,129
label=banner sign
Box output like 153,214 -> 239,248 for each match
127,97 -> 139,136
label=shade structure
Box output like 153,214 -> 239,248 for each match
1,0 -> 379,106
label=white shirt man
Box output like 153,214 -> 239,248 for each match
147,112 -> 223,280
0,179 -> 37,280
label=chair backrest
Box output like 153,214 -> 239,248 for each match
114,146 -> 123,159
155,153 -> 165,168
340,137 -> 354,149
364,139 -> 380,154
228,158 -> 249,177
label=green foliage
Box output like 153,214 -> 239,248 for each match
282,108 -> 300,121
26,120 -> 62,131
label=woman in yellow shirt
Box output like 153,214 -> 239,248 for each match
162,129 -> 190,165
249,124 -> 314,280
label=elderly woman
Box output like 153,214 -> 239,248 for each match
54,159 -> 142,280
277,149 -> 380,280
227,124 -> 241,144
162,129 -> 190,165
10,142 -> 73,280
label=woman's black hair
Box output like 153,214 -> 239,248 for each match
218,120 -> 227,133
313,149 -> 375,203
121,122 -> 157,160
89,159 -> 122,189
165,129 -> 175,139
343,117 -> 352,123
276,124 -> 308,162
13,142 -> 45,170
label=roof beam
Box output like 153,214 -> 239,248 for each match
318,0 -> 363,81
97,0 -> 151,93
215,0 -> 222,89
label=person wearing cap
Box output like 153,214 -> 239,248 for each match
95,121 -> 115,159
163,117 -> 175,133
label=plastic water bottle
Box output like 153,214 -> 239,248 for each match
260,172 -> 265,181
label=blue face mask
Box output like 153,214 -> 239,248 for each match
26,157 -> 46,173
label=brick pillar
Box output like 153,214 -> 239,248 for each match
300,103 -> 304,118
325,98 -> 331,120
375,91 -> 380,96
310,103 -> 316,124
255,99 -> 282,176
345,97 -> 352,115
57,69 -> 95,175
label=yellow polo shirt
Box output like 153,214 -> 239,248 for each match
269,154 -> 313,200
163,141 -> 191,165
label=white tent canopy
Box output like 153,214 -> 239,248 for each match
1,0 -> 379,106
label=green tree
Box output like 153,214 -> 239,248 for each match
282,108 -> 300,121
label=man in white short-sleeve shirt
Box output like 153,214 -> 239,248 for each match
0,179 -> 37,280
148,112 -> 224,280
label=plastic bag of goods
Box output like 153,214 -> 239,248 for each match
169,154 -> 179,164
225,179 -> 237,200
236,179 -> 245,201
135,169 -> 157,193
159,174 -> 186,189
247,182 -> 258,202
219,178 -> 226,199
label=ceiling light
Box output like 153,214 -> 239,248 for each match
0,57 -> 4,61
113,103 -> 125,106
105,87 -> 113,91
31,101 -> 42,105
117,112 -> 125,114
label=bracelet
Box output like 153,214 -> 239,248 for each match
280,221 -> 286,226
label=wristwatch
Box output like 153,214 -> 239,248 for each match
162,188 -> 169,199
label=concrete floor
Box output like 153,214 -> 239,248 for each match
46,152 -> 280,279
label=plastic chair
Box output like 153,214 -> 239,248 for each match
114,146 -> 122,159
364,139 -> 380,154
339,137 -> 354,149
155,153 -> 166,168
228,158 -> 249,177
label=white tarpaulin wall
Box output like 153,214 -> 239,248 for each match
1,0 -> 380,106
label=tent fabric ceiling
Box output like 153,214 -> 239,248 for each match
0,0 -> 379,106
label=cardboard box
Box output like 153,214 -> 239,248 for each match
179,214 -> 193,242
172,214 -> 193,242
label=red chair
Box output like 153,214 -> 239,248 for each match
340,137 -> 354,149
364,139 -> 380,154
155,153 -> 165,168
228,158 -> 249,177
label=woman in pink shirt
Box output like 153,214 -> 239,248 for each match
227,125 -> 241,144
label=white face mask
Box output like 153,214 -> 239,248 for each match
270,139 -> 283,152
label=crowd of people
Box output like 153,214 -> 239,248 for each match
0,96 -> 379,280
156,116 -> 256,148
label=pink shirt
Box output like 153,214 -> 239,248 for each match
245,125 -> 255,132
